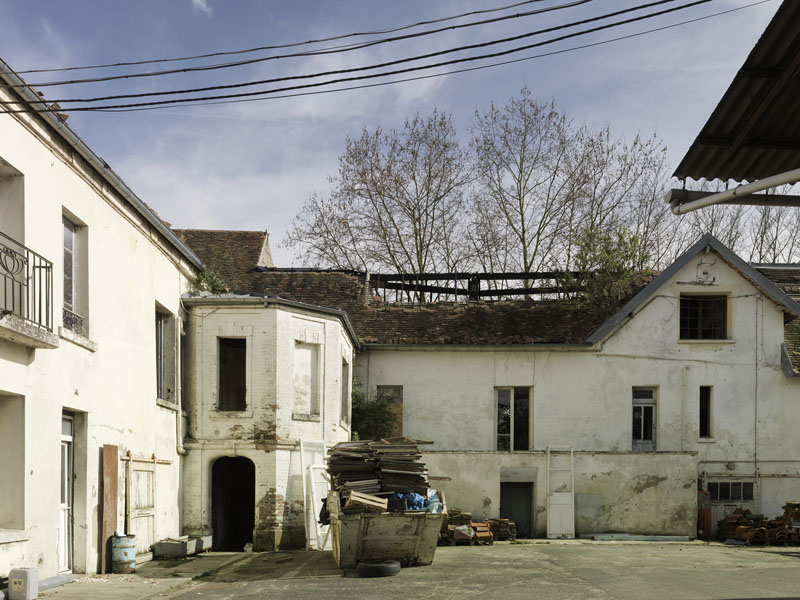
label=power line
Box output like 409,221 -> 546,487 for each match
14,0 -> 562,75
1,0 -> 770,115
18,0 -> 594,89
14,0 -> 693,105
100,0 -> 774,114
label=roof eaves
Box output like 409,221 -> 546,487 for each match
0,60 -> 205,272
586,234 -> 800,344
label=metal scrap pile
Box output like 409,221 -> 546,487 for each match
719,502 -> 800,545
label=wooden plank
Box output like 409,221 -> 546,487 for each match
101,444 -> 118,574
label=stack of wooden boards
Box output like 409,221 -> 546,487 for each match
488,518 -> 517,541
326,437 -> 433,513
439,510 -> 494,546
718,503 -> 800,544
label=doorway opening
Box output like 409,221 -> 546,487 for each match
500,482 -> 534,538
211,457 -> 255,551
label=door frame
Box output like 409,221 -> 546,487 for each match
59,413 -> 74,573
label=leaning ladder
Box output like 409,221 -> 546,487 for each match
546,445 -> 575,539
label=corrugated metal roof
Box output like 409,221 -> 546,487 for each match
674,1 -> 800,182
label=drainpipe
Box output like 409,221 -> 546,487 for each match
175,313 -> 186,456
670,167 -> 800,215
754,297 -> 760,510
681,366 -> 688,452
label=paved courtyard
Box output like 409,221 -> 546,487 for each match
41,541 -> 800,600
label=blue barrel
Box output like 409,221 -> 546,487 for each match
112,534 -> 137,574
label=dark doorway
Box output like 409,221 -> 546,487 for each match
212,457 -> 255,550
500,482 -> 534,538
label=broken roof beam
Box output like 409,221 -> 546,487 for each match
667,167 -> 800,215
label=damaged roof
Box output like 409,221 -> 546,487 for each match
173,229 -> 273,290
235,270 -> 607,346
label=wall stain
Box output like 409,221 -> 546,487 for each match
631,475 -> 668,494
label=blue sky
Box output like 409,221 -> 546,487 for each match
0,0 -> 781,265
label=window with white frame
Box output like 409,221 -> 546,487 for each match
62,214 -> 88,336
496,387 -> 530,451
632,387 -> 656,451
155,309 -> 176,402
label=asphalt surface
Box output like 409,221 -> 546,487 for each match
40,541 -> 800,600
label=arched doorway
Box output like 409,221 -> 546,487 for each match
211,457 -> 255,551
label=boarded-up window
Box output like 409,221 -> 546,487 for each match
377,385 -> 403,437
218,338 -> 246,411
294,342 -> 319,415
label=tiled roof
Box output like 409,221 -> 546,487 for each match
236,270 -> 604,346
173,229 -> 273,290
756,265 -> 800,374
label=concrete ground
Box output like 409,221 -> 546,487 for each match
38,541 -> 800,600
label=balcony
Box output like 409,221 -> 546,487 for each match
0,230 -> 58,349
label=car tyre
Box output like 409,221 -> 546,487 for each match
355,559 -> 401,577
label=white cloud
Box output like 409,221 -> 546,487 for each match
191,0 -> 213,16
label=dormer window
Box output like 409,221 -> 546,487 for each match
680,295 -> 727,340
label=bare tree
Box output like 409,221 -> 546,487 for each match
284,110 -> 470,279
470,89 -> 582,277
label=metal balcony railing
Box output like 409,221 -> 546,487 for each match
0,230 -> 53,331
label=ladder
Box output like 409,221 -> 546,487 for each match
546,445 -> 575,539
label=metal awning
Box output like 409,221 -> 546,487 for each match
673,1 -> 800,183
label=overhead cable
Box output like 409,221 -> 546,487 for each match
1,0 -> 770,114
14,0 -> 567,75
17,0 -> 595,88
10,0 -> 696,107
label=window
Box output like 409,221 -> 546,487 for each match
699,386 -> 712,438
218,338 -> 246,411
680,295 -> 727,340
632,388 -> 656,451
496,387 -> 530,451
340,359 -> 350,424
62,215 -> 87,336
155,310 -> 176,402
377,385 -> 403,437
708,481 -> 754,502
293,342 -> 319,415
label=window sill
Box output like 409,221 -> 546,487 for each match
59,326 -> 98,352
678,339 -> 734,345
156,398 -> 179,412
697,437 -> 716,443
0,529 -> 29,545
209,409 -> 253,418
292,412 -> 321,422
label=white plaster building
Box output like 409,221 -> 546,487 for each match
0,60 -> 202,580
180,293 -> 356,550
223,236 -> 800,539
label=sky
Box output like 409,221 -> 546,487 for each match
0,0 -> 782,266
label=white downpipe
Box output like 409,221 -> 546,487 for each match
670,167 -> 800,215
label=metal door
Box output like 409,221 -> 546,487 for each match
59,416 -> 74,572
500,482 -> 533,538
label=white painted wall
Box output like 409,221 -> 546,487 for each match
182,301 -> 353,549
357,252 -> 800,533
0,94 -> 196,578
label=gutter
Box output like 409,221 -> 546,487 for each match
363,343 -> 594,351
0,59 -> 205,272
668,167 -> 800,215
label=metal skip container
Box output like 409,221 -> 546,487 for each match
111,534 -> 137,574
327,491 -> 445,569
